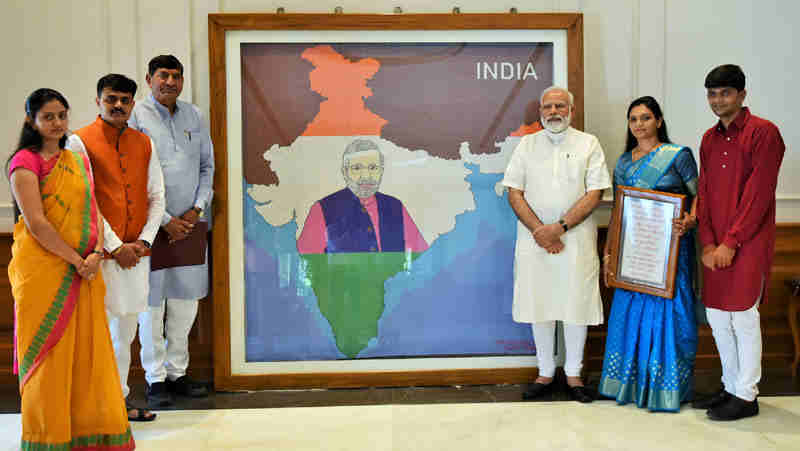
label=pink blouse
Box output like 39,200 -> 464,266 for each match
8,149 -> 59,180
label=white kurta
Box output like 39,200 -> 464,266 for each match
502,127 -> 611,325
66,134 -> 166,316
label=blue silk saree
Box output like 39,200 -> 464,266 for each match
598,144 -> 699,412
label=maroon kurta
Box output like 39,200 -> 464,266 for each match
697,107 -> 785,311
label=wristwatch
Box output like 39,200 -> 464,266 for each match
192,206 -> 204,218
558,218 -> 569,232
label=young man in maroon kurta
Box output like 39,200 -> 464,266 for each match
693,64 -> 785,421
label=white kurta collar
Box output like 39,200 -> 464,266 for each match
544,127 -> 568,145
149,93 -> 180,119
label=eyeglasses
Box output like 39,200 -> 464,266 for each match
347,163 -> 382,173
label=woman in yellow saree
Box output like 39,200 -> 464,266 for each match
8,88 -> 135,450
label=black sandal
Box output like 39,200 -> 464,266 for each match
126,401 -> 157,422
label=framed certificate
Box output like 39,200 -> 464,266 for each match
606,186 -> 686,299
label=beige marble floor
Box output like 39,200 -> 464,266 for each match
1,397 -> 799,450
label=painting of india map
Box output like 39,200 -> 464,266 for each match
242,42 -> 554,360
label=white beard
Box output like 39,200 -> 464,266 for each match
543,111 -> 571,133
346,174 -> 382,199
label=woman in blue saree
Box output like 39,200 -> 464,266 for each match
598,96 -> 699,411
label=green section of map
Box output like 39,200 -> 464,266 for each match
300,252 -> 422,358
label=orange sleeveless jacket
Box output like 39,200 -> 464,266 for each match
75,117 -> 152,242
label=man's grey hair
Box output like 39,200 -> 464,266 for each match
342,139 -> 385,168
539,86 -> 574,107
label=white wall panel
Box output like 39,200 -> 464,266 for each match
192,0 -> 222,120
1,0 -> 108,134
136,0 -> 193,103
0,0 -> 109,229
665,0 -> 798,200
580,0 -> 635,172
107,0 -> 140,81
636,0 -> 665,101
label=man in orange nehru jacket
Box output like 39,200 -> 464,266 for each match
67,74 -> 165,422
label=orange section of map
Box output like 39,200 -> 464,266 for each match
510,121 -> 543,137
301,45 -> 388,136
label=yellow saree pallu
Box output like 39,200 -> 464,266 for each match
9,149 -> 134,450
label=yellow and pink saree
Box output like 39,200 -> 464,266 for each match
9,149 -> 134,450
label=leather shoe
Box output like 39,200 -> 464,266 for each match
166,376 -> 209,398
707,396 -> 759,421
567,385 -> 594,403
146,382 -> 173,407
691,388 -> 731,410
522,381 -> 554,400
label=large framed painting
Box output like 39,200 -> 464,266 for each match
209,13 -> 584,390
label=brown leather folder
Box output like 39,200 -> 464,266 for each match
150,221 -> 208,271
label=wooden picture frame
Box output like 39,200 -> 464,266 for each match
209,13 -> 584,390
606,186 -> 686,299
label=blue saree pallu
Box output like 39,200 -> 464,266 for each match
599,144 -> 699,412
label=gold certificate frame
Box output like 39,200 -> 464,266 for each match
606,186 -> 685,299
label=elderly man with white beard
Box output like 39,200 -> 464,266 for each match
503,86 -> 611,403
297,139 -> 428,254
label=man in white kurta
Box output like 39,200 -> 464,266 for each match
129,55 -> 214,407
67,74 -> 165,421
502,86 -> 610,402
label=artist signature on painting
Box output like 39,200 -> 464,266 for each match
495,339 -> 536,352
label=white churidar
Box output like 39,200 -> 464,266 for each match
531,321 -> 588,378
138,299 -> 200,385
106,312 -> 140,398
706,300 -> 762,402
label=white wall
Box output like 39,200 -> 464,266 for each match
1,0 -> 798,230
